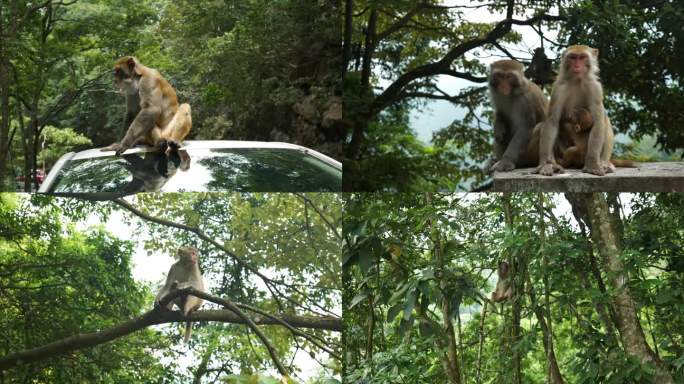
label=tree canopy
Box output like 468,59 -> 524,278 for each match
343,192 -> 684,383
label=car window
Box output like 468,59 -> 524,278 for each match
47,148 -> 341,193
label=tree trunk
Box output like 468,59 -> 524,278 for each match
502,195 -> 522,384
342,0 -> 353,75
575,193 -> 674,384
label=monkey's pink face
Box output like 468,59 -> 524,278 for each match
566,53 -> 589,75
492,72 -> 515,95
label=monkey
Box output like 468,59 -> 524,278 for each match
487,60 -> 548,173
524,47 -> 556,87
559,108 -> 637,169
102,56 -> 192,156
536,45 -> 617,176
559,108 -> 594,168
155,246 -> 205,342
491,260 -> 512,303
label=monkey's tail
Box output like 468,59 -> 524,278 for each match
610,159 -> 638,168
184,321 -> 192,342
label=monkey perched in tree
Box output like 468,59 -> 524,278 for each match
536,45 -> 620,176
155,246 -> 205,342
103,56 -> 192,156
491,261 -> 512,302
487,60 -> 548,173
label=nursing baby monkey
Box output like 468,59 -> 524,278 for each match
155,246 -> 205,342
103,56 -> 192,156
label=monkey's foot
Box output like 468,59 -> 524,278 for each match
535,162 -> 564,176
165,140 -> 181,156
114,145 -> 131,156
156,139 -> 169,153
490,159 -> 515,173
602,162 -> 616,174
582,164 -> 606,176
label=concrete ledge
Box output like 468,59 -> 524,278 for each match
492,162 -> 684,192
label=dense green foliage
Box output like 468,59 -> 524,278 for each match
343,193 -> 684,383
0,0 -> 342,191
343,0 -> 684,191
0,193 -> 342,383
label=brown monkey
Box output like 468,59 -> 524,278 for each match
155,246 -> 205,342
487,60 -> 548,172
559,108 -> 594,168
491,261 -> 512,302
103,56 -> 192,156
559,108 -> 637,169
536,45 -> 616,176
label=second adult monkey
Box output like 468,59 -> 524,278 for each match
103,56 -> 192,156
487,60 -> 548,172
536,45 -> 615,176
155,246 -> 205,342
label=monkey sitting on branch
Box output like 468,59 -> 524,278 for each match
103,56 -> 192,156
491,260 -> 512,302
155,246 -> 205,342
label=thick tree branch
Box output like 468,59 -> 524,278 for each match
0,288 -> 341,371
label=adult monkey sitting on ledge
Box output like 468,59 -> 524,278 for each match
103,56 -> 192,156
487,60 -> 548,173
536,45 -> 617,176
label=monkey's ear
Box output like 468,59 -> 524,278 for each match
592,48 -> 599,57
127,57 -> 144,76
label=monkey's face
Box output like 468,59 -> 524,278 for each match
490,71 -> 520,96
113,62 -> 139,95
565,51 -> 590,75
178,246 -> 199,265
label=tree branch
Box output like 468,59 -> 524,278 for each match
369,13 -> 564,114
0,288 -> 341,371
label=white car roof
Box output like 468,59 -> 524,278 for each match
70,140 -> 341,168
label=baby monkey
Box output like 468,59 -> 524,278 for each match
155,246 -> 205,342
559,108 -> 594,168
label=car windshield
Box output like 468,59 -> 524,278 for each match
46,148 -> 341,193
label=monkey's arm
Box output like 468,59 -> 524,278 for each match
116,81 -> 162,156
155,264 -> 177,309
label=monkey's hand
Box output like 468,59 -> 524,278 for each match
535,162 -> 564,176
101,142 -> 122,152
490,159 -> 515,173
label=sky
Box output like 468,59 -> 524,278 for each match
76,196 -> 335,382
